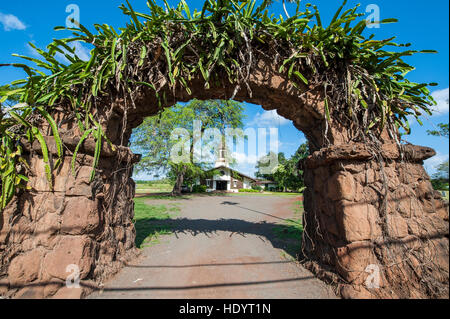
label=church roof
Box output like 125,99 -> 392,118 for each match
207,165 -> 257,182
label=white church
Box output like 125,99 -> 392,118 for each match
198,145 -> 257,192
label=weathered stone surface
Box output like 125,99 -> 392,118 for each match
387,215 -> 409,238
8,249 -> 44,286
313,166 -> 328,193
422,198 -> 436,214
325,217 -> 340,237
0,277 -> 9,295
353,182 -> 365,202
43,279 -> 65,298
61,198 -> 100,235
432,238 -> 450,274
365,168 -> 376,184
336,241 -> 378,284
123,229 -> 134,250
408,215 -> 449,237
306,143 -> 435,169
417,180 -> 433,196
29,157 -> 93,197
385,166 -> 400,190
51,287 -> 83,299
34,212 -> 60,249
394,186 -> 422,217
15,286 -> 45,299
114,226 -> 125,242
327,171 -> 355,201
9,215 -> 33,245
340,284 -> 375,299
42,236 -> 94,281
38,195 -> 65,217
436,204 -> 449,221
336,201 -> 382,242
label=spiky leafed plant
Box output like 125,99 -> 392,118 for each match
0,0 -> 438,209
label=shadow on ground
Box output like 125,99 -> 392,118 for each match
134,207 -> 304,260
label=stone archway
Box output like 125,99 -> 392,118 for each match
1,56 -> 448,299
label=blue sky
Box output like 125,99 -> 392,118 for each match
0,0 -> 448,179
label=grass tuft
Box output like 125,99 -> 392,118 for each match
273,200 -> 304,259
133,196 -> 180,248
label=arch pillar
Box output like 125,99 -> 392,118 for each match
0,134 -> 140,298
301,143 -> 449,298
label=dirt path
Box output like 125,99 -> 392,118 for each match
87,195 -> 337,299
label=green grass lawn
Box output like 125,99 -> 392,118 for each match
133,196 -> 179,248
136,193 -> 191,200
135,181 -> 303,197
273,200 -> 304,260
135,183 -> 174,194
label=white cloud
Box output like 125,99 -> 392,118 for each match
26,40 -> 91,64
232,162 -> 256,178
430,87 -> 449,116
424,151 -> 449,176
270,138 -> 281,152
404,87 -> 449,127
72,42 -> 91,61
232,152 -> 259,165
26,41 -> 41,58
0,12 -> 26,31
56,41 -> 91,63
248,110 -> 291,127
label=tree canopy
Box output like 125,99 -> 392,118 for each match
256,142 -> 309,191
427,123 -> 449,139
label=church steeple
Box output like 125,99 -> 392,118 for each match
214,139 -> 229,168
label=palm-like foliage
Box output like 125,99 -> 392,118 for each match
0,0 -> 439,208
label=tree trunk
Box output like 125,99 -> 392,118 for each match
172,166 -> 187,196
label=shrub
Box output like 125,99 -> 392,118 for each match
251,185 -> 263,191
192,185 -> 207,193
431,178 -> 449,191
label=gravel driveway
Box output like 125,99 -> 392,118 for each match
87,194 -> 337,299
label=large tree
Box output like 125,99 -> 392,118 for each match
427,123 -> 449,139
131,99 -> 245,195
255,143 -> 309,192
255,151 -> 287,180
